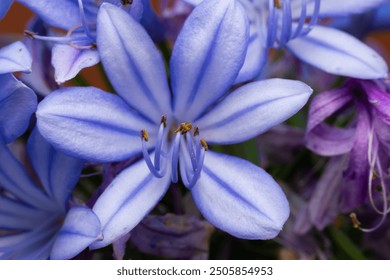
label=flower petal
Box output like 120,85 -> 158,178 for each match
235,25 -> 268,84
17,0 -> 81,29
91,154 -> 171,249
305,87 -> 355,156
36,86 -> 155,162
291,0 -> 387,18
0,41 -> 32,74
27,128 -> 83,208
50,206 -> 102,260
97,3 -> 171,122
52,44 -> 100,84
0,74 -> 37,143
0,144 -> 53,210
286,25 -> 388,79
0,0 -> 12,20
170,0 -> 249,121
196,79 -> 312,144
191,151 -> 290,239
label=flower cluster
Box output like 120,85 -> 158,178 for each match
1,0 -> 389,259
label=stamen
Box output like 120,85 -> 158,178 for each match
77,0 -> 95,41
161,115 -> 167,128
140,129 -> 165,178
154,120 -> 167,171
140,129 -> 149,142
171,133 -> 181,183
193,126 -> 199,137
349,213 -> 361,229
200,138 -> 209,151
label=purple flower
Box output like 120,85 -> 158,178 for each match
37,0 -> 312,248
0,129 -> 102,259
305,79 -> 390,231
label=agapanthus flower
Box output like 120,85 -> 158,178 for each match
305,79 -> 390,231
0,41 -> 37,144
37,0 -> 312,248
185,0 -> 388,82
0,129 -> 102,259
22,0 -> 143,83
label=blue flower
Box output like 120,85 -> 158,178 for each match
22,0 -> 143,83
0,129 -> 101,259
0,41 -> 37,144
36,0 -> 312,248
185,0 -> 388,81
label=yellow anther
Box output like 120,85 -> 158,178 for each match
193,126 -> 199,136
182,122 -> 192,134
174,122 -> 192,134
274,0 -> 282,9
349,212 -> 361,229
140,129 -> 149,142
200,138 -> 208,151
161,115 -> 167,128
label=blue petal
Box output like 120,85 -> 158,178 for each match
170,0 -> 249,121
286,25 -> 388,79
50,206 -> 102,260
292,0 -> 387,18
97,3 -> 171,122
191,151 -> 290,239
0,41 -> 32,74
235,28 -> 268,84
0,74 -> 37,143
27,128 -> 83,208
36,86 -> 155,162
371,3 -> 390,30
0,0 -> 12,20
196,79 -> 312,144
17,0 -> 81,29
52,44 -> 100,84
0,144 -> 54,210
91,154 -> 171,249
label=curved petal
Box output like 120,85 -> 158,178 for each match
171,0 -> 249,121
0,41 -> 32,74
0,74 -> 37,143
291,0 -> 387,18
196,79 -> 312,144
0,144 -> 53,210
0,0 -> 12,20
286,25 -> 388,79
52,45 -> 100,84
50,206 -> 102,260
27,128 -> 83,208
97,3 -> 171,122
36,86 -> 156,162
305,87 -> 355,156
91,154 -> 171,249
17,0 -> 81,29
191,151 -> 290,239
235,25 -> 268,84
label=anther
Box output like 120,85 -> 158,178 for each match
200,138 -> 208,151
24,30 -> 37,39
193,126 -> 199,137
140,129 -> 149,142
349,213 -> 361,229
274,0 -> 282,9
161,115 -> 167,128
174,122 -> 192,134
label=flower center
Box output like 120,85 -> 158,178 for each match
140,115 -> 208,189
